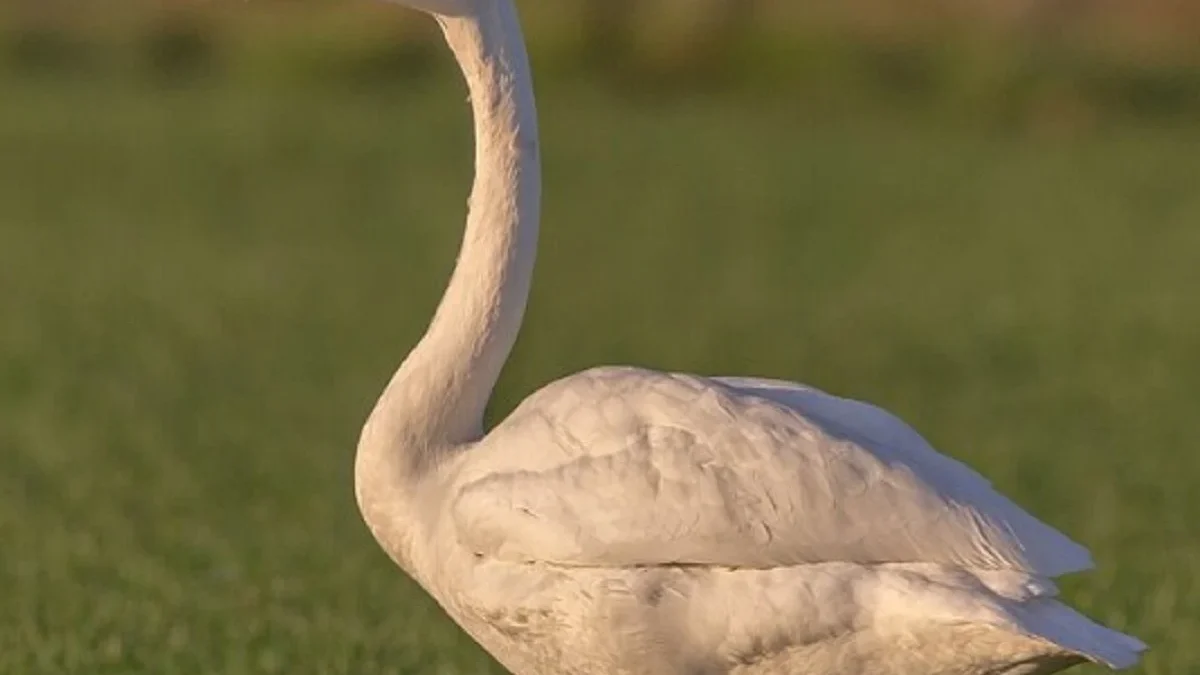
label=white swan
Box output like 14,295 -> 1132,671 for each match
353,1 -> 1147,673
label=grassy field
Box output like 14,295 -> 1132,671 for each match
0,70 -> 1197,674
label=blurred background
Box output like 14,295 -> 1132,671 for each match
0,0 -> 1196,673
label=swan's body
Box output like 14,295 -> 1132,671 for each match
353,1 -> 1146,673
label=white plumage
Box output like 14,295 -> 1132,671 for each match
353,1 -> 1146,673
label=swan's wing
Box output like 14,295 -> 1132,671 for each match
452,366 -> 1092,576
709,376 -> 1002,504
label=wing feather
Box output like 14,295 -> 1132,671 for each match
452,367 -> 1092,576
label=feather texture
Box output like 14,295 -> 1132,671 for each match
452,367 -> 1092,575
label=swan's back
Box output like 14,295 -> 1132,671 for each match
451,366 -> 1092,576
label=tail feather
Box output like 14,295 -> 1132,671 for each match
1014,597 -> 1146,670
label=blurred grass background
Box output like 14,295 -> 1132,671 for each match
1,1 -> 1197,674
1,0 -> 1199,124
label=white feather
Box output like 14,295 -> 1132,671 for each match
453,367 -> 1093,576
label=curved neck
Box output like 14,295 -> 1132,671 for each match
362,3 -> 540,470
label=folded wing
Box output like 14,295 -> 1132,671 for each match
452,367 -> 1092,576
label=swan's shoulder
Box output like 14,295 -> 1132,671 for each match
451,365 -> 1092,576
455,366 -> 691,477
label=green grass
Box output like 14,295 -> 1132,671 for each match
0,73 -> 1196,674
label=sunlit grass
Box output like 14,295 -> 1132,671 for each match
0,75 -> 1196,673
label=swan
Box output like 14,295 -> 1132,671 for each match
353,1 -> 1147,672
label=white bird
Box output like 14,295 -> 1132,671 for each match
353,1 -> 1147,673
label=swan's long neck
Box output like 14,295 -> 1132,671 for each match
359,3 -> 539,481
